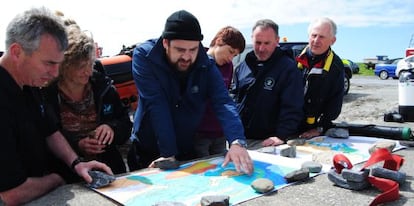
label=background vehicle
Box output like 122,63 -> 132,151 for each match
374,58 -> 403,80
363,55 -> 389,70
396,55 -> 414,77
233,42 -> 352,95
95,45 -> 138,112
342,59 -> 359,74
407,33 -> 414,57
407,48 -> 414,57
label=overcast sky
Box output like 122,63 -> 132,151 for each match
1,0 -> 414,62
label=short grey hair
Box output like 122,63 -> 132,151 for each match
5,7 -> 68,54
308,17 -> 337,37
252,19 -> 279,37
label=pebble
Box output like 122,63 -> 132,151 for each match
287,138 -> 306,146
251,178 -> 275,193
327,169 -> 370,190
86,170 -> 116,189
256,146 -> 277,154
284,168 -> 309,183
280,145 -> 296,158
324,128 -> 349,139
200,195 -> 230,206
368,141 -> 396,154
341,168 -> 369,182
154,159 -> 180,170
371,167 -> 406,184
301,161 -> 323,173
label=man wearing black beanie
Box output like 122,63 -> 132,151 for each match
162,10 -> 203,41
128,10 -> 253,175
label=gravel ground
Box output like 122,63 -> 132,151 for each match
336,75 -> 414,129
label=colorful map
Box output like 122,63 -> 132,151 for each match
93,136 -> 404,206
95,151 -> 309,206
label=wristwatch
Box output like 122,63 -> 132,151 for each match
231,139 -> 248,148
71,157 -> 84,171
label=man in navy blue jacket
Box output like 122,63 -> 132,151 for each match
231,19 -> 304,147
128,10 -> 253,175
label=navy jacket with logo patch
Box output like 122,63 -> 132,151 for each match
231,47 -> 304,140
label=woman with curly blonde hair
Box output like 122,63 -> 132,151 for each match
45,25 -> 131,183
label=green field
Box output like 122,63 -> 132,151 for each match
356,63 -> 375,76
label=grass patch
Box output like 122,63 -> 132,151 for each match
356,63 -> 375,76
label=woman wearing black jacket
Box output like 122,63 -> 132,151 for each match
44,25 -> 131,183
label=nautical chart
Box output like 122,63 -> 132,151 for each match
93,136 -> 404,206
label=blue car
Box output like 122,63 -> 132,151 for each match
374,58 -> 403,80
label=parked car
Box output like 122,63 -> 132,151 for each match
396,55 -> 414,78
232,42 -> 352,95
374,58 -> 403,80
342,59 -> 359,74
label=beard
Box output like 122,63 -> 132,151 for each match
164,45 -> 196,72
170,58 -> 194,72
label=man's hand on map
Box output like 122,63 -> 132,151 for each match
74,160 -> 113,183
262,136 -> 284,146
222,145 -> 254,175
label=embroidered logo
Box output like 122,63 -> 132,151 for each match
191,85 -> 199,94
263,77 -> 275,90
103,104 -> 113,115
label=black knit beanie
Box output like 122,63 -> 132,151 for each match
162,10 -> 203,41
